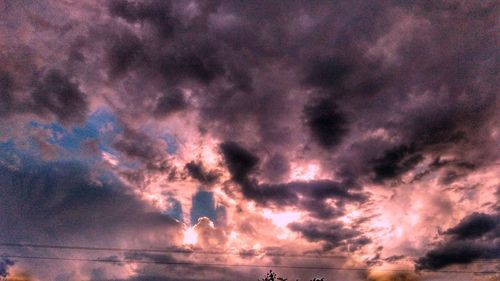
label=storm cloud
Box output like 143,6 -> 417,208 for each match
0,0 -> 498,280
303,98 -> 349,149
0,155 -> 182,247
416,212 -> 500,270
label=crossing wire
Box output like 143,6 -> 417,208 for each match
0,242 -> 348,259
1,253 -> 499,275
1,242 -> 498,264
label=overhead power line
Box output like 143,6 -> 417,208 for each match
1,242 -> 499,267
1,242 -> 498,265
0,242 -> 348,259
1,254 -> 499,275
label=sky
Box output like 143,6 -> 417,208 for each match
0,0 -> 499,280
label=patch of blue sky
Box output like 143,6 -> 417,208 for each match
1,116 -> 124,187
28,108 -> 121,156
162,133 -> 179,155
0,143 -> 126,191
190,190 -> 217,225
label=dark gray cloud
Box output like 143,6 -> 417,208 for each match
0,71 -> 14,116
153,88 -> 188,118
416,240 -> 500,271
383,255 -> 406,263
444,212 -> 500,240
0,68 -> 89,125
219,141 -> 259,183
108,0 -> 177,38
0,0 -> 498,279
238,178 -> 299,207
3,0 -> 498,160
218,141 -> 371,252
103,247 -> 252,281
185,161 -> 219,186
0,156 -> 181,246
262,153 -> 290,183
106,30 -> 143,78
0,151 -> 183,279
421,157 -> 477,184
303,98 -> 349,149
220,141 -> 368,218
30,69 -> 89,125
371,144 -> 423,182
416,212 -> 500,270
289,221 -> 369,251
298,199 -> 343,220
93,0 -> 498,189
155,46 -> 225,85
113,126 -> 170,171
304,57 -> 352,91
123,252 -> 177,264
253,180 -> 368,206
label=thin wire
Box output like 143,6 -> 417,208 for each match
1,254 -> 499,274
1,242 -> 499,265
402,256 -> 500,264
0,254 -> 373,270
0,242 -> 348,259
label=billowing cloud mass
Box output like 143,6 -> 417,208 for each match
0,0 -> 498,280
416,213 -> 500,270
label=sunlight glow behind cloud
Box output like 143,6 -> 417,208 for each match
183,227 -> 198,245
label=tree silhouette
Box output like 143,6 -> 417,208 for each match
260,270 -> 288,281
259,270 -> 324,281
